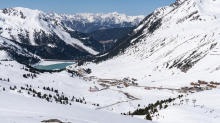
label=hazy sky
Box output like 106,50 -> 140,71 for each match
0,0 -> 176,16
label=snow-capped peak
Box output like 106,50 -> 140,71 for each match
43,11 -> 145,25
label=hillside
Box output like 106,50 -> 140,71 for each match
0,60 -> 154,123
85,27 -> 135,42
0,7 -> 104,64
85,27 -> 135,51
80,0 -> 220,86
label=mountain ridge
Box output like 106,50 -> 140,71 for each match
43,11 -> 145,33
0,7 -> 106,63
78,0 -> 220,87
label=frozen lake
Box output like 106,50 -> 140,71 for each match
34,61 -> 75,70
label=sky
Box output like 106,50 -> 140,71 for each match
0,0 -> 176,16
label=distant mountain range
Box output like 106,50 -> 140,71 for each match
43,12 -> 145,33
0,7 -> 144,64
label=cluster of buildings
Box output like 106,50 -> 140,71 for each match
190,80 -> 220,89
122,77 -> 138,87
177,80 -> 220,93
145,87 -> 157,90
116,78 -> 139,88
87,76 -> 139,92
89,86 -> 99,92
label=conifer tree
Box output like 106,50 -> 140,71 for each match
146,114 -> 152,121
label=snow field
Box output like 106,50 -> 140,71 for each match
0,61 -> 156,123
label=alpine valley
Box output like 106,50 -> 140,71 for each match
0,7 -> 144,64
1,0 -> 220,123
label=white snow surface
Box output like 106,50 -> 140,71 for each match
157,89 -> 220,123
35,61 -> 74,66
0,61 -> 154,123
0,50 -> 9,60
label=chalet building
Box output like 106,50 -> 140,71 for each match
89,76 -> 97,79
198,81 -> 208,85
132,78 -> 138,81
132,82 -> 138,86
213,82 -> 220,86
191,82 -> 200,86
98,79 -> 110,83
205,86 -> 212,90
210,82 -> 215,85
124,83 -> 129,87
89,86 -> 99,92
190,82 -> 195,86
117,85 -> 124,88
207,85 -> 217,89
194,84 -> 200,87
181,87 -> 189,90
123,77 -> 131,82
145,87 -> 156,90
100,83 -> 108,87
207,82 -> 219,86
145,87 -> 151,90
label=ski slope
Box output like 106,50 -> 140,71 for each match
0,60 -> 156,123
0,91 -> 152,123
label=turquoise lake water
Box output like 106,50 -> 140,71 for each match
34,63 -> 74,70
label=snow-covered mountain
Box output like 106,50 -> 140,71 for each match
43,11 -> 145,33
80,0 -> 220,87
0,37 -> 40,64
0,7 -> 104,63
44,11 -> 144,25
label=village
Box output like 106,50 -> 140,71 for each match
69,67 -> 220,95
87,77 -> 139,92
86,75 -> 220,94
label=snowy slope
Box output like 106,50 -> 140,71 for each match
77,0 -> 220,88
0,7 -> 103,60
0,50 -> 9,60
156,89 -> 220,123
0,36 -> 41,64
0,92 -> 154,123
0,60 -> 156,123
